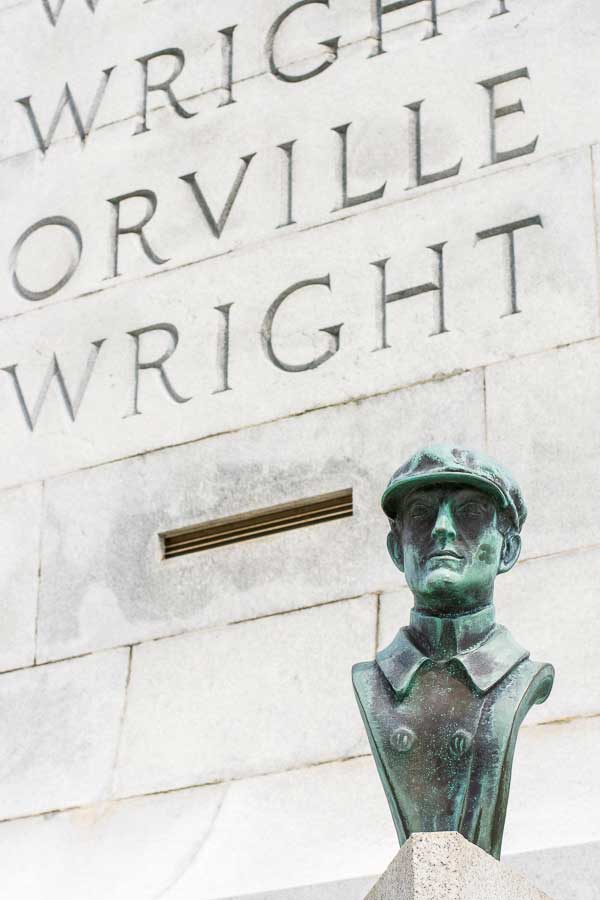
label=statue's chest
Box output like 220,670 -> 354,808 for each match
377,664 -> 483,755
365,664 -> 487,830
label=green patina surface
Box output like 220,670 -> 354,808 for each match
353,445 -> 554,859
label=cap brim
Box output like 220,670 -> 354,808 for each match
381,471 -> 509,518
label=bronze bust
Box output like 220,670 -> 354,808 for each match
352,445 -> 554,859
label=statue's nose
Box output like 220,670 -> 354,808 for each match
431,503 -> 457,541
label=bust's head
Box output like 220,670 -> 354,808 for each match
382,445 -> 525,616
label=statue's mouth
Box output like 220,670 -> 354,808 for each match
428,550 -> 463,560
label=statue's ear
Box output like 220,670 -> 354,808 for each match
387,530 -> 405,573
498,531 -> 521,574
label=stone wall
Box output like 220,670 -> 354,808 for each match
0,1 -> 598,897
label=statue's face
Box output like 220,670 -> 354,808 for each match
393,484 -> 519,615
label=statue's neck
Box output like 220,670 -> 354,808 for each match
409,605 -> 496,660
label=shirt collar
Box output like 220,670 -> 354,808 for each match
376,606 -> 529,697
409,605 -> 496,658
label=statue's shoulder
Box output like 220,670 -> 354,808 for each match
353,626 -> 421,703
351,658 -> 384,729
492,622 -> 555,705
351,657 -> 382,698
351,624 -> 410,681
351,657 -> 377,683
509,652 -> 555,707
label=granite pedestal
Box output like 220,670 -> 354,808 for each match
365,833 -> 552,900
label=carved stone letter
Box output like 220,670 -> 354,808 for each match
179,154 -> 255,239
406,100 -> 462,188
479,68 -> 538,165
214,303 -> 233,394
11,216 -> 83,301
17,67 -> 114,154
371,244 -> 447,350
476,216 -> 543,315
2,340 -> 104,431
134,48 -> 197,135
41,0 -> 99,27
261,276 -> 342,372
332,123 -> 386,210
266,0 -> 339,83
491,0 -> 508,17
278,140 -> 297,228
127,323 -> 191,416
218,26 -> 237,107
370,0 -> 439,57
107,190 -> 169,278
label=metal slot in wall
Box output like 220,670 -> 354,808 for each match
161,488 -> 353,559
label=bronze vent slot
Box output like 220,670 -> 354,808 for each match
161,488 -> 353,559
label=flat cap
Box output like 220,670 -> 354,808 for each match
381,444 -> 526,531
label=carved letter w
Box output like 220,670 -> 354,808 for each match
41,0 -> 100,27
17,67 -> 114,154
2,340 -> 104,432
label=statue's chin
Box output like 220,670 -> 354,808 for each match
424,567 -> 463,592
416,570 -> 476,612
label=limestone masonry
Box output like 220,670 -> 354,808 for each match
0,1 -> 598,898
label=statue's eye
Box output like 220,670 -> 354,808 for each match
408,504 -> 431,519
459,502 -> 485,518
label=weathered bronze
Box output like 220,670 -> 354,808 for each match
352,445 -> 554,859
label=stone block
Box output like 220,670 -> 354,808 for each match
494,547 -> 600,725
0,757 -> 395,900
508,841 -> 600,900
0,482 -> 42,672
184,756 -> 399,900
0,648 -> 129,820
364,832 -> 551,900
3,0 -> 600,208
2,0 -> 375,154
114,596 -> 376,797
221,877 -> 381,900
0,147 -> 595,487
504,717 -> 600,856
0,781 -> 226,900
486,340 -> 600,560
36,370 -> 484,661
